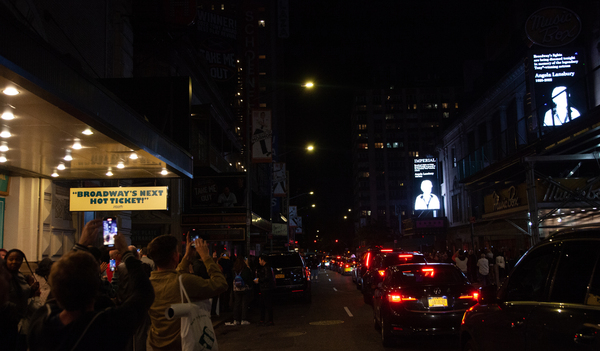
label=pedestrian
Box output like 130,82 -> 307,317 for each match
0,257 -> 19,351
218,252 -> 233,313
477,253 -> 490,287
27,219 -> 155,351
495,250 -> 507,283
452,249 -> 468,278
254,254 -> 275,326
33,257 -> 54,305
146,235 -> 227,350
225,257 -> 253,326
4,248 -> 40,350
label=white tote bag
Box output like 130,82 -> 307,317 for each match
166,275 -> 219,351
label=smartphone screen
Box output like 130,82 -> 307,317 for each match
103,217 -> 118,246
109,259 -> 116,271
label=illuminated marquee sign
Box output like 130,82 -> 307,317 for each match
70,186 -> 168,211
413,158 -> 440,211
531,47 -> 586,130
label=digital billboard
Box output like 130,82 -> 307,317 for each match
531,48 -> 587,130
413,158 -> 440,211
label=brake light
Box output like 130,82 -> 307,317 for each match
459,292 -> 479,301
381,249 -> 393,252
378,270 -> 386,277
345,264 -> 350,268
422,268 -> 434,277
388,293 -> 417,303
365,252 -> 371,268
398,254 -> 413,258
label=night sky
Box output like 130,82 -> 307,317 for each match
278,0 -> 522,247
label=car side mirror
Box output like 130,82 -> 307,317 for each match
478,285 -> 498,305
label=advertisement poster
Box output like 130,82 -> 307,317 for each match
252,109 -> 273,163
531,47 -> 587,131
191,174 -> 247,208
413,158 -> 440,211
70,186 -> 168,211
272,163 -> 287,197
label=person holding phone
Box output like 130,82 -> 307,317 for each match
27,219 -> 155,351
146,234 -> 227,350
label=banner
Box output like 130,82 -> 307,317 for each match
70,186 -> 168,211
272,163 -> 287,197
252,109 -> 273,163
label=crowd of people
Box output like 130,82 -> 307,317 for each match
0,219 -> 275,351
425,247 -> 521,287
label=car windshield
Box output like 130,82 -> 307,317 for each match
268,254 -> 303,267
390,265 -> 466,285
382,253 -> 426,267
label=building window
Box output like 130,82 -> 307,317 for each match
358,124 -> 367,130
259,20 -> 266,27
359,143 -> 368,149
442,102 -> 448,109
359,172 -> 370,178
375,143 -> 383,149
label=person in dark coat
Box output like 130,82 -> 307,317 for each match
254,254 -> 275,325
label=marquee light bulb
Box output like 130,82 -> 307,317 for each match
1,111 -> 14,120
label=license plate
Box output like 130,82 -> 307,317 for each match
275,274 -> 285,279
428,297 -> 448,307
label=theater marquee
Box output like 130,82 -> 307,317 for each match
70,186 -> 168,211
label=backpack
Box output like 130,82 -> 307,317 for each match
234,271 -> 245,290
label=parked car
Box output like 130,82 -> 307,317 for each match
341,257 -> 356,276
373,263 -> 478,346
355,248 -> 381,290
362,249 -> 427,304
460,228 -> 600,351
266,251 -> 311,303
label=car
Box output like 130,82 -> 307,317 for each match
362,249 -> 427,304
266,251 -> 312,303
355,248 -> 380,290
373,263 -> 479,346
341,257 -> 356,275
460,229 -> 600,351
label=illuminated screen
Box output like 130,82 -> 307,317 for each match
531,48 -> 587,130
413,158 -> 440,211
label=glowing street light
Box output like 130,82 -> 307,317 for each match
303,81 -> 314,89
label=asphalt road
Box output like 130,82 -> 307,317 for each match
215,269 -> 462,351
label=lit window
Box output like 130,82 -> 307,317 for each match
259,103 -> 267,107
375,143 -> 383,149
413,104 -> 417,110
358,124 -> 367,130
393,142 -> 399,148
259,55 -> 266,59
443,112 -> 450,118
442,103 -> 448,109
221,4 -> 225,10
455,102 -> 459,108
386,143 -> 391,148
359,143 -> 368,149
259,20 -> 266,27
385,114 -> 393,120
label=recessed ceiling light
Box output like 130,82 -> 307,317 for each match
129,153 -> 138,160
106,168 -> 113,176
1,111 -> 14,120
0,154 -> 6,163
51,170 -> 59,177
161,169 -> 168,175
2,87 -> 19,96
0,141 -> 8,152
0,129 -> 11,138
82,128 -> 93,135
117,162 -> 125,169
64,149 -> 73,161
72,139 -> 82,149
57,163 -> 66,170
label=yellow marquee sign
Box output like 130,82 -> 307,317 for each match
70,186 -> 168,211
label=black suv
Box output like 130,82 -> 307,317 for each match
266,252 -> 311,302
361,249 -> 427,304
460,229 -> 600,351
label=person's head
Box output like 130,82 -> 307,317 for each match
129,245 -> 139,260
49,250 -> 100,311
148,235 -> 179,269
258,254 -> 268,266
233,257 -> 246,272
5,249 -> 25,273
481,254 -> 486,259
87,246 -> 102,263
551,86 -> 568,106
212,251 -> 218,259
140,247 -> 149,257
0,248 -> 7,260
223,187 -> 230,195
421,180 -> 433,194
35,258 -> 54,278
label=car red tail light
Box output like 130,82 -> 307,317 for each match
422,268 -> 435,277
381,249 -> 393,252
398,254 -> 413,259
388,293 -> 417,303
345,264 -> 350,268
378,269 -> 386,277
365,252 -> 371,268
459,291 -> 479,301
